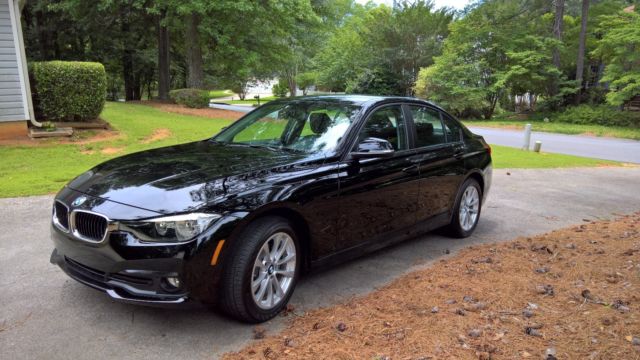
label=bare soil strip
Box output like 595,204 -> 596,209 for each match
141,128 -> 172,144
139,101 -> 245,120
224,214 -> 640,360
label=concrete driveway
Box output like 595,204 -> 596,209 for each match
1,167 -> 639,359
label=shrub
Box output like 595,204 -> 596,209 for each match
554,104 -> 640,127
29,61 -> 107,122
169,88 -> 210,108
346,67 -> 404,96
272,79 -> 288,98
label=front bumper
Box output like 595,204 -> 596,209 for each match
49,188 -> 246,306
50,247 -> 188,305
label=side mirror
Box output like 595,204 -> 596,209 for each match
351,137 -> 395,159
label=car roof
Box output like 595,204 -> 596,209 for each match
269,94 -> 444,111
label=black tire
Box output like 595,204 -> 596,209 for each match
444,178 -> 482,238
219,216 -> 301,323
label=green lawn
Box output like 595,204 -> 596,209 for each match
208,89 -> 233,99
491,145 -> 619,168
0,102 -> 624,198
463,119 -> 640,140
0,102 -> 233,198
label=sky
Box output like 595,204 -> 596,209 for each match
355,0 -> 471,10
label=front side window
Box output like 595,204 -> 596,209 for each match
356,105 -> 408,151
213,101 -> 361,155
409,105 -> 446,148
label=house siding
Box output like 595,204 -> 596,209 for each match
0,0 -> 27,122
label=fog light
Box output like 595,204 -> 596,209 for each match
165,276 -> 181,288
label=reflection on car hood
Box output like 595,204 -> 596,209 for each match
67,141 -> 316,214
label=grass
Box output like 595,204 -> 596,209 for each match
0,103 -> 623,198
208,89 -> 232,99
0,102 -> 233,198
491,144 -> 619,168
463,119 -> 640,140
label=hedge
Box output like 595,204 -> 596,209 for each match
169,88 -> 210,108
554,104 -> 640,128
29,61 -> 107,122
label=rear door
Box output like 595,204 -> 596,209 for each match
407,105 -> 465,222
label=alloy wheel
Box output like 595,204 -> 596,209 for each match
459,185 -> 480,232
251,232 -> 297,310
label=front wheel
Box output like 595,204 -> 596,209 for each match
445,178 -> 482,238
220,216 -> 300,323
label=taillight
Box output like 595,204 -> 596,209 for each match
486,144 -> 492,156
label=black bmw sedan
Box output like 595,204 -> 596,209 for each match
50,95 -> 492,322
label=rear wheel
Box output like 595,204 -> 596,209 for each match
445,178 -> 482,238
220,216 -> 300,323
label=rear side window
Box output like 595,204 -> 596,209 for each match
409,105 -> 445,148
442,113 -> 463,143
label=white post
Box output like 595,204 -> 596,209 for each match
523,123 -> 532,151
533,141 -> 542,153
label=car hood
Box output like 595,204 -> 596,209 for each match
67,141 -> 317,214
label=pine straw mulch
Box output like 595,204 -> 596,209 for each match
224,213 -> 640,360
138,100 -> 245,120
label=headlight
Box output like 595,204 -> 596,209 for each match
119,213 -> 221,242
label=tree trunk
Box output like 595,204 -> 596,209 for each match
121,9 -> 136,101
133,72 -> 142,100
575,0 -> 590,105
157,9 -> 170,100
483,94 -> 498,120
552,0 -> 565,69
550,0 -> 565,98
185,12 -> 204,89
287,76 -> 297,97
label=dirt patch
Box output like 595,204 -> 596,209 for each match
224,214 -> 640,359
0,129 -> 121,147
139,100 -> 245,120
100,146 -> 125,155
141,128 -> 172,144
63,130 -> 121,145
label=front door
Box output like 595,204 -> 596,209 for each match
335,105 -> 421,253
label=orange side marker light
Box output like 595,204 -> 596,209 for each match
210,240 -> 226,266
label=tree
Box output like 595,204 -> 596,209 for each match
593,9 -> 640,106
574,0 -> 590,104
315,1 -> 452,95
296,72 -> 317,95
415,0 -> 564,118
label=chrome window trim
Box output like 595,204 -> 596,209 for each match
69,209 -> 113,244
52,200 -> 70,233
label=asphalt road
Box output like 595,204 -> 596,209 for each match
467,126 -> 640,164
2,168 -> 640,359
210,103 -> 254,113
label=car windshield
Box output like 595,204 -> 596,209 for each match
213,100 -> 361,155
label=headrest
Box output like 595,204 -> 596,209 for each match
309,112 -> 332,134
368,113 -> 393,129
417,122 -> 434,136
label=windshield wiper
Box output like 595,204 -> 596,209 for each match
225,142 -> 304,153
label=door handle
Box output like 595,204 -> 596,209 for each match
402,164 -> 418,173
